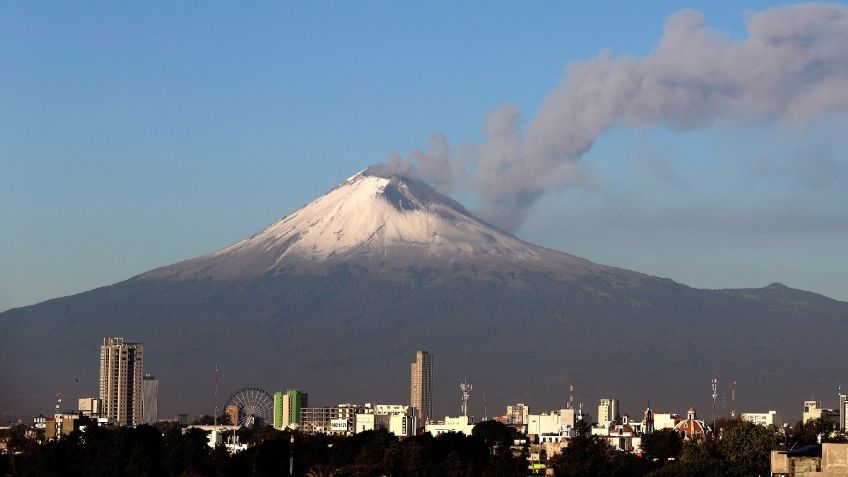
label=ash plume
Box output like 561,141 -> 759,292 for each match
379,3 -> 848,232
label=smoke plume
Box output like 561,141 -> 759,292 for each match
379,3 -> 848,232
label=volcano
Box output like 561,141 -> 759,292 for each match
2,169 -> 846,422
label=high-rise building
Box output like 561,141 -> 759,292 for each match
99,337 -> 144,426
506,402 -> 530,424
273,389 -> 308,429
598,398 -> 620,427
274,392 -> 284,429
142,374 -> 158,425
410,350 -> 433,425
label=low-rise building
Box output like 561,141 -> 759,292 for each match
742,411 -> 777,427
300,404 -> 365,435
425,416 -> 475,436
771,442 -> 848,477
354,404 -> 416,437
804,401 -> 840,427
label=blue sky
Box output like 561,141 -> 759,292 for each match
2,1 -> 846,311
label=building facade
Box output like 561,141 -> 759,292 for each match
300,404 -> 364,435
78,397 -> 101,418
99,337 -> 144,426
410,350 -> 433,425
598,399 -> 620,427
741,411 -> 777,427
506,403 -> 530,425
142,374 -> 158,425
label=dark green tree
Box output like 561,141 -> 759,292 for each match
716,419 -> 779,476
640,429 -> 682,463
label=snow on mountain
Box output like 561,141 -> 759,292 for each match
142,169 -> 599,280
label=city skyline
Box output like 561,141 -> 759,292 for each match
41,337 -> 846,432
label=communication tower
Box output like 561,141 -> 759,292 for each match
460,379 -> 472,417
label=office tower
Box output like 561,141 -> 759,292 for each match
410,350 -> 433,424
99,337 -> 144,426
142,374 -> 158,425
598,398 -> 620,427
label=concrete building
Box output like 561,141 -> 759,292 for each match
410,350 -> 433,425
804,401 -> 840,426
99,337 -> 144,426
425,416 -> 474,436
526,408 -> 578,443
840,394 -> 848,432
300,404 -> 365,435
78,397 -> 101,418
506,403 -> 530,425
771,443 -> 848,477
598,399 -> 620,427
652,412 -> 679,431
604,415 -> 643,453
284,389 -> 307,429
142,374 -> 158,425
354,404 -> 416,437
742,411 -> 777,427
274,389 -> 308,429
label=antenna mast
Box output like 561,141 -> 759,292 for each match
730,380 -> 736,419
460,379 -> 472,418
214,363 -> 219,427
569,384 -> 574,409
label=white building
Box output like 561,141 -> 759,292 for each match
741,411 -> 777,427
803,401 -> 839,425
354,404 -> 416,437
597,399 -> 620,427
425,416 -> 474,436
78,397 -> 101,418
651,412 -> 679,431
526,408 -> 578,443
300,404 -> 365,435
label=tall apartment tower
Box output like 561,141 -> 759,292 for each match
142,374 -> 159,425
598,398 -> 620,427
410,350 -> 433,425
99,337 -> 144,426
274,389 -> 308,429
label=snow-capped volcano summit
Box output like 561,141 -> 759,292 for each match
144,169 -> 597,280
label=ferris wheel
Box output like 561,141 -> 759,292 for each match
225,387 -> 273,428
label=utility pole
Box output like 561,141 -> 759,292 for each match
214,364 -> 219,427
289,433 -> 294,476
711,378 -> 718,431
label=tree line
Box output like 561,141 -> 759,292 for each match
0,417 -> 843,477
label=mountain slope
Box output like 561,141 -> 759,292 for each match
1,171 -> 846,423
